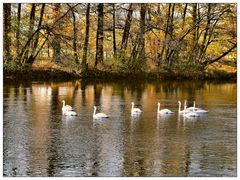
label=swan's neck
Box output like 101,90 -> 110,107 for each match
93,107 -> 96,116
193,101 -> 195,109
131,103 -> 134,110
178,102 -> 181,112
62,101 -> 65,107
158,104 -> 160,113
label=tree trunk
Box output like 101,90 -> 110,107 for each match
16,3 -> 21,57
95,3 -> 104,68
158,3 -> 171,66
24,3 -> 36,63
82,3 -> 90,72
189,3 -> 197,63
138,3 -> 146,61
70,5 -> 79,64
129,3 -> 146,69
53,3 -> 61,64
27,3 -> 45,64
3,3 -> 12,63
33,4 -> 45,51
182,3 -> 188,29
112,4 -> 117,57
198,4 -> 211,63
201,44 -> 237,67
166,3 -> 175,66
121,4 -> 133,50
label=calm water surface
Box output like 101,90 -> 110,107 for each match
3,79 -> 237,177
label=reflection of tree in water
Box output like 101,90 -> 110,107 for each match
93,83 -> 103,106
46,85 -> 63,176
80,79 -> 88,106
155,80 -> 205,94
90,121 -> 101,176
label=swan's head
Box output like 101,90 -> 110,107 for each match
131,102 -> 134,105
62,100 -> 65,103
157,102 -> 160,106
93,106 -> 96,109
178,101 -> 181,104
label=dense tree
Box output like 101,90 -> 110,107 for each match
3,3 -> 237,74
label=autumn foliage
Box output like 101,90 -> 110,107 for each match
3,3 -> 237,76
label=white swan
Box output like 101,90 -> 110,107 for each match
183,110 -> 200,118
62,100 -> 73,112
131,102 -> 142,115
62,109 -> 77,116
185,100 -> 208,113
157,102 -> 173,115
178,101 -> 188,114
184,100 -> 197,111
93,106 -> 109,119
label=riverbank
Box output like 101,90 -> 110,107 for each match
3,66 -> 237,81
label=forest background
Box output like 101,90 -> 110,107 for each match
3,3 -> 237,80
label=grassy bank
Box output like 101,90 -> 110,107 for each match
3,63 -> 237,81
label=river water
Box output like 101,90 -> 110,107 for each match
3,79 -> 237,177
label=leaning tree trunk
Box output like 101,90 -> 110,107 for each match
182,3 -> 188,29
27,3 -> 45,65
23,3 -> 36,64
158,3 -> 171,66
121,4 -> 133,50
3,3 -> 12,63
198,4 -> 211,63
94,3 -> 104,68
129,3 -> 146,70
82,3 -> 90,72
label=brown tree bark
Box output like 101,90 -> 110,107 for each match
129,3 -> 146,69
53,3 -> 61,64
112,4 -> 117,57
198,4 -> 211,63
121,4 -> 133,50
182,3 -> 188,29
189,3 -> 198,63
67,4 -> 79,64
3,3 -> 12,63
16,3 -> 21,57
27,3 -> 45,64
82,3 -> 90,72
95,3 -> 104,68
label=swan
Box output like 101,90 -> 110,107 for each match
62,109 -> 77,116
178,101 -> 188,114
184,100 -> 198,111
183,110 -> 200,118
93,106 -> 109,119
157,102 -> 173,115
185,100 -> 208,113
62,100 -> 73,112
131,102 -> 142,115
